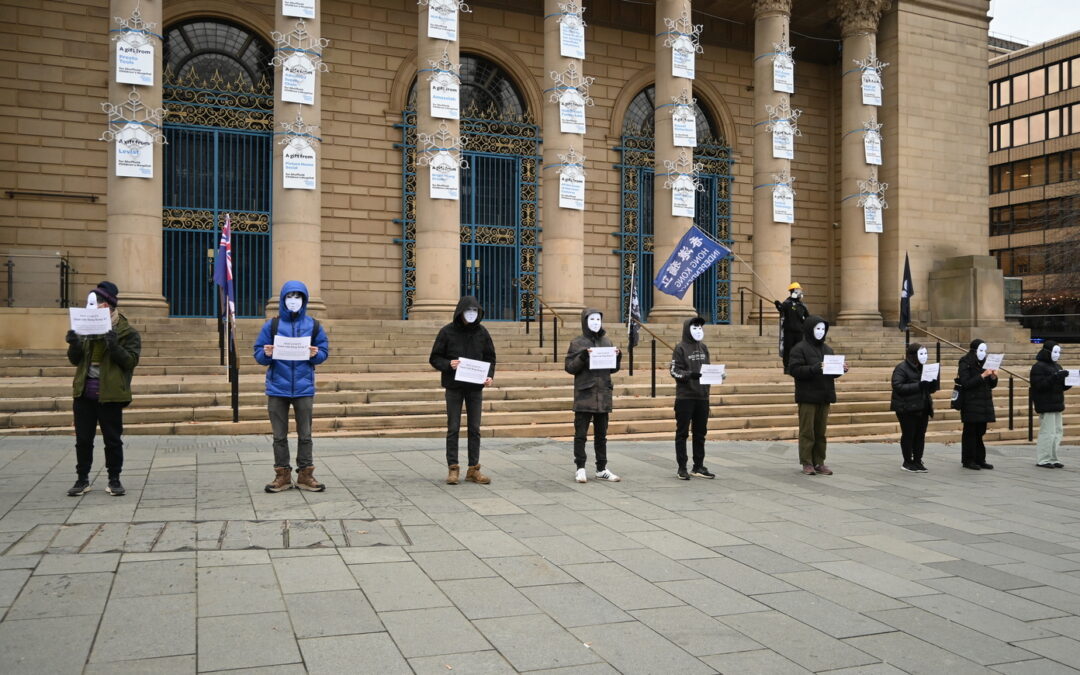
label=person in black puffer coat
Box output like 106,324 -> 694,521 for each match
890,342 -> 939,473
956,338 -> 998,470
565,308 -> 622,483
1030,341 -> 1071,468
430,296 -> 496,485
788,315 -> 847,475
669,316 -> 720,480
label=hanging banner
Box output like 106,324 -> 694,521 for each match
861,69 -> 882,106
114,123 -> 154,178
863,195 -> 883,233
282,0 -> 315,19
427,0 -> 458,41
430,72 -> 460,120
672,107 -> 697,148
671,175 -> 696,218
559,89 -> 586,134
115,34 -> 154,86
281,53 -> 317,105
283,138 -> 317,190
671,35 -> 696,80
429,150 -> 460,200
864,130 -> 882,166
559,169 -> 585,211
560,15 -> 585,60
771,120 -> 794,160
772,185 -> 794,224
773,53 -> 794,93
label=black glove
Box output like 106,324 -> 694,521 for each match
65,330 -> 79,345
1059,370 -> 1070,382
919,380 -> 933,391
104,330 -> 118,348
689,372 -> 702,380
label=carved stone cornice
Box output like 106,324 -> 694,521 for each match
752,0 -> 792,18
831,0 -> 892,36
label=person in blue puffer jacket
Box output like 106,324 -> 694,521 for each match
253,281 -> 329,493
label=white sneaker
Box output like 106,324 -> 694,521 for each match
595,468 -> 621,482
575,468 -> 588,483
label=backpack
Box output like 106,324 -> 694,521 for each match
270,317 -> 322,344
950,379 -> 963,411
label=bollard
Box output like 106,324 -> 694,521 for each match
553,316 -> 558,364
1009,377 -> 1014,431
524,292 -> 531,335
936,341 -> 941,364
539,304 -> 544,348
758,299 -> 763,337
651,339 -> 657,398
740,289 -> 744,325
629,343 -> 634,376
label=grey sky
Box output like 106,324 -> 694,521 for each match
988,0 -> 1080,46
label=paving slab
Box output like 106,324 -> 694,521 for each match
719,610 -> 879,671
197,563 -> 285,616
298,632 -> 411,674
520,583 -> 632,627
6,571 -> 113,620
89,593 -> 196,662
629,605 -> 761,656
569,620 -> 715,675
379,606 -> 491,658
284,589 -> 383,638
347,561 -> 451,611
474,613 -> 604,671
197,611 -> 302,671
437,577 -> 539,620
0,614 -> 99,674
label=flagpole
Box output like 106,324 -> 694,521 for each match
627,260 -> 636,376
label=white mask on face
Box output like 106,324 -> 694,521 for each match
976,344 -> 987,361
463,309 -> 478,324
689,325 -> 704,342
917,348 -> 928,365
791,291 -> 799,299
285,294 -> 303,313
813,323 -> 826,341
1051,345 -> 1061,362
87,292 -> 99,309
587,313 -> 602,333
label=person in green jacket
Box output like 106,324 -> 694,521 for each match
65,281 -> 141,497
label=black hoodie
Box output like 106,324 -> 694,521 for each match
787,315 -> 838,404
1030,340 -> 1071,414
429,296 -> 496,391
670,317 -> 711,400
891,342 -> 938,415
956,338 -> 997,423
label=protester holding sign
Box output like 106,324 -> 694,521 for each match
1030,341 -> 1071,468
669,316 -> 719,480
890,343 -> 939,473
565,309 -> 622,483
956,339 -> 998,470
429,296 -> 496,485
65,282 -> 141,497
774,282 -> 809,374
253,281 -> 329,492
788,316 -> 847,476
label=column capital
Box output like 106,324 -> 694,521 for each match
752,0 -> 792,18
831,0 -> 892,37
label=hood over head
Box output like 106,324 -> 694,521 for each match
1037,340 -> 1059,363
682,316 -> 705,343
906,341 -> 924,365
967,338 -> 986,361
802,315 -> 828,344
580,307 -> 605,337
452,296 -> 484,326
278,280 -> 309,318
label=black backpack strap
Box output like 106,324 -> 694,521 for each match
271,316 -> 320,345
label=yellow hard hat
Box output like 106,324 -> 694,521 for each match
787,282 -> 802,291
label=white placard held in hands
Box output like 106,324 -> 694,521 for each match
983,353 -> 1004,371
272,335 -> 312,361
69,307 -> 112,335
823,354 -> 845,375
699,364 -> 725,385
454,357 -> 490,385
1066,370 -> 1080,387
921,363 -> 940,382
589,347 -> 617,370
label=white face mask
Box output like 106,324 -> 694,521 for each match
284,294 -> 303,313
1051,345 -> 1061,362
813,323 -> 826,341
976,344 -> 987,360
689,325 -> 704,342
917,348 -> 928,365
87,292 -> 99,309
791,291 -> 799,299
463,309 -> 478,324
587,313 -> 602,333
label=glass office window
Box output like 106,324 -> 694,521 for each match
1013,73 -> 1029,103
1029,69 -> 1045,98
1049,64 -> 1061,94
1029,112 -> 1046,143
1049,109 -> 1061,139
1013,117 -> 1029,146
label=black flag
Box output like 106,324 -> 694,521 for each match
899,252 -> 913,331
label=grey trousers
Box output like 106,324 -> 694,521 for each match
268,396 -> 314,469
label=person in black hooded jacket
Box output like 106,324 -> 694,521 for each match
788,315 -> 847,475
1030,340 -> 1071,468
669,316 -> 720,480
565,308 -> 622,483
429,296 -> 496,485
956,338 -> 998,470
891,342 -> 939,473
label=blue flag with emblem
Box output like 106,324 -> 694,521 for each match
653,225 -> 732,300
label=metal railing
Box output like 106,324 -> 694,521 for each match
738,286 -> 773,336
521,291 -> 568,363
4,251 -> 75,308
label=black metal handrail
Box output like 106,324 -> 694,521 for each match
4,252 -> 76,308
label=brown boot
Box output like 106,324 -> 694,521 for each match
265,467 -> 293,493
446,464 -> 460,485
295,466 -> 326,492
466,464 -> 490,484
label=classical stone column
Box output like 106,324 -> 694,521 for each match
649,0 -> 697,322
539,0 -> 586,315
272,12 -> 325,314
409,1 -> 461,320
106,0 -> 167,314
751,0 -> 793,318
834,0 -> 890,325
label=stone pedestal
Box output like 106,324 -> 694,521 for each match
928,256 -> 1007,328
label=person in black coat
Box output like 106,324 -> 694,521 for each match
891,342 -> 939,473
669,316 -> 719,480
774,282 -> 810,374
429,296 -> 496,485
1030,341 -> 1071,468
788,315 -> 847,475
956,339 -> 998,470
565,308 -> 622,484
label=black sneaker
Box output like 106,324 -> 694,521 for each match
1037,462 -> 1056,469
676,468 -> 690,480
915,462 -> 928,473
105,479 -> 125,496
979,463 -> 994,470
901,461 -> 918,472
690,467 -> 715,479
1054,462 -> 1065,468
962,463 -> 981,470
67,478 -> 90,496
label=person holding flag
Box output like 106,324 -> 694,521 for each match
774,283 -> 809,374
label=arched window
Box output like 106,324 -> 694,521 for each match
622,85 -> 721,143
407,54 -> 526,119
164,19 -> 273,88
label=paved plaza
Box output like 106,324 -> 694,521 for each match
3,435 -> 1080,673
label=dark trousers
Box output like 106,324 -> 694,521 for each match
674,398 -> 709,470
961,422 -> 987,466
268,396 -> 314,469
797,402 -> 829,466
896,411 -> 929,464
73,396 -> 124,478
781,331 -> 802,369
573,411 -> 609,470
446,388 -> 483,466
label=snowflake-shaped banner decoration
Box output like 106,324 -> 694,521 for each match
99,88 -> 166,144
764,101 -> 802,136
271,19 -> 330,72
417,0 -> 472,13
549,62 -> 595,105
112,6 -> 159,45
662,11 -> 703,53
661,151 -> 704,192
278,111 -> 322,146
772,169 -> 796,196
416,122 -> 468,169
856,175 -> 888,210
426,50 -> 460,82
556,146 -> 586,178
854,54 -> 889,77
558,0 -> 586,25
